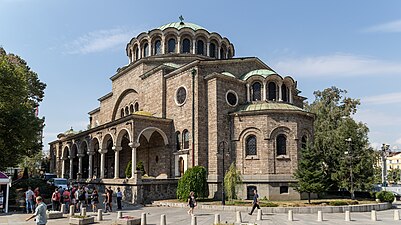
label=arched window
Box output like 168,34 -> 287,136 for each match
197,40 -> 204,55
143,43 -> 149,57
168,38 -> 176,53
282,84 -> 288,102
227,49 -> 232,58
135,47 -> 139,60
209,43 -> 216,58
182,38 -> 191,53
277,134 -> 287,155
120,108 -> 124,118
125,106 -> 129,115
268,82 -> 277,101
176,131 -> 181,150
245,135 -> 257,156
129,104 -> 134,114
252,82 -> 262,101
220,47 -> 226,59
183,129 -> 190,149
301,135 -> 307,149
154,40 -> 161,55
134,102 -> 139,112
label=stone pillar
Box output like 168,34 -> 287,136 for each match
148,38 -> 152,56
131,47 -> 134,63
129,142 -> 140,179
138,46 -> 141,60
246,83 -> 251,102
99,148 -> 107,179
112,146 -> 122,179
217,46 -> 221,59
262,81 -> 267,101
177,37 -> 181,53
192,39 -> 196,54
161,36 -> 165,54
88,151 -> 94,179
69,156 -> 74,179
61,158 -> 66,178
78,153 -> 84,176
289,88 -> 293,103
278,83 -> 282,101
206,42 -> 210,57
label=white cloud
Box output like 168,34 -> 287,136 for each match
273,53 -> 401,77
362,92 -> 401,105
396,137 -> 401,145
64,28 -> 139,54
363,19 -> 401,33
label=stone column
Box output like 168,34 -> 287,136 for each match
217,46 -> 221,59
148,38 -> 152,56
289,88 -> 293,103
192,39 -> 196,54
112,146 -> 122,179
131,47 -> 134,63
69,156 -> 74,179
177,37 -> 181,53
278,83 -> 282,101
99,148 -> 107,179
138,46 -> 141,59
161,36 -> 165,54
206,42 -> 210,56
88,151 -> 94,179
78,153 -> 85,176
246,83 -> 251,102
263,81 -> 267,101
61,157 -> 66,178
129,142 -> 140,179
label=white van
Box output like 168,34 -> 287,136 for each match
48,178 -> 68,190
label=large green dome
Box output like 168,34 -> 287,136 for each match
157,22 -> 206,31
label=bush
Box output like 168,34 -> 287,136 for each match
260,202 -> 279,207
376,191 -> 395,203
176,166 -> 208,201
328,200 -> 349,206
124,160 -> 146,178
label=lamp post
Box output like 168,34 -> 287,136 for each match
218,141 -> 228,205
344,138 -> 355,200
381,144 -> 390,187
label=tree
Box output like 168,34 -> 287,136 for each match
294,142 -> 329,203
387,168 -> 401,184
224,163 -> 243,202
176,166 -> 208,201
0,48 -> 46,170
19,151 -> 45,177
306,87 -> 375,193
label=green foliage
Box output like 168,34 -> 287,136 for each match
125,160 -> 146,178
224,163 -> 242,201
259,202 -> 279,207
0,48 -> 46,170
19,151 -> 45,176
376,191 -> 394,203
10,178 -> 53,204
176,166 -> 208,201
387,168 -> 401,184
293,142 -> 330,203
328,200 -> 358,206
306,87 -> 375,193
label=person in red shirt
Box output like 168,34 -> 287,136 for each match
51,188 -> 61,211
62,189 -> 71,210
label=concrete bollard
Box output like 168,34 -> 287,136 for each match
191,215 -> 197,225
371,210 -> 377,221
160,214 -> 166,225
214,214 -> 220,224
257,209 -> 262,221
345,210 -> 351,221
394,210 -> 400,220
60,204 -> 65,214
117,211 -> 123,219
317,211 -> 323,222
81,207 -> 86,217
236,211 -> 242,223
69,205 -> 75,216
97,209 -> 103,221
141,212 -> 147,225
288,210 -> 293,221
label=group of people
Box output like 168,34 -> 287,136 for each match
50,185 -> 99,212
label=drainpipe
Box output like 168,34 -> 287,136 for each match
191,68 -> 196,167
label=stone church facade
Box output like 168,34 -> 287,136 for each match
49,20 -> 314,202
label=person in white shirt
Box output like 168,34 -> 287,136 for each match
25,187 -> 35,213
26,196 -> 47,225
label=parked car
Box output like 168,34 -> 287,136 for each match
47,178 -> 68,190
43,173 -> 57,181
391,191 -> 401,201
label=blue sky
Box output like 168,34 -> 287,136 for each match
1,0 -> 400,152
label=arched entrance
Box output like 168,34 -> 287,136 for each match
91,138 -> 101,179
71,144 -> 79,179
179,157 -> 184,177
117,129 -> 131,178
63,146 -> 70,178
80,141 -> 89,179
102,134 -> 114,178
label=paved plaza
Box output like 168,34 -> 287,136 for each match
2,204 -> 401,225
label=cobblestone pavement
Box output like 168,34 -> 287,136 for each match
2,204 -> 401,225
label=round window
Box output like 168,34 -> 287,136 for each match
176,87 -> 187,105
226,90 -> 238,106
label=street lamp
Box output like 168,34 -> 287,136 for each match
345,138 -> 355,200
381,144 -> 390,187
218,141 -> 229,205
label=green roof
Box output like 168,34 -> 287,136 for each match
163,62 -> 181,69
236,102 -> 305,113
157,22 -> 206,31
240,69 -> 277,80
221,71 -> 236,78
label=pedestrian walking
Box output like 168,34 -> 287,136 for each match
63,188 -> 70,209
26,196 -> 47,225
106,186 -> 113,212
103,190 -> 109,212
77,187 -> 86,211
187,191 -> 196,215
116,187 -> 122,210
91,187 -> 99,212
51,188 -> 61,211
25,187 -> 35,213
248,189 -> 260,215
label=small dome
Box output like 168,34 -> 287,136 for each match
240,69 -> 278,81
221,71 -> 236,78
64,127 -> 77,136
157,22 -> 206,31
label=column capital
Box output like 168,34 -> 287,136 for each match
98,148 -> 107,154
77,153 -> 85,158
129,142 -> 140,148
87,151 -> 95,156
112,146 -> 122,151
68,155 -> 75,159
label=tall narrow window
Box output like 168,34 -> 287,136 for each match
227,49 -> 232,58
129,104 -> 134,114
143,43 -> 149,57
176,131 -> 181,150
209,43 -> 216,58
120,109 -> 124,118
168,38 -> 176,53
134,102 -> 139,112
282,84 -> 288,102
301,135 -> 307,149
154,40 -> 161,55
135,47 -> 139,60
268,82 -> 277,101
183,130 -> 190,149
197,40 -> 204,55
252,82 -> 262,101
182,38 -> 191,53
220,48 -> 226,59
125,106 -> 129,115
277,134 -> 287,155
245,135 -> 257,156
